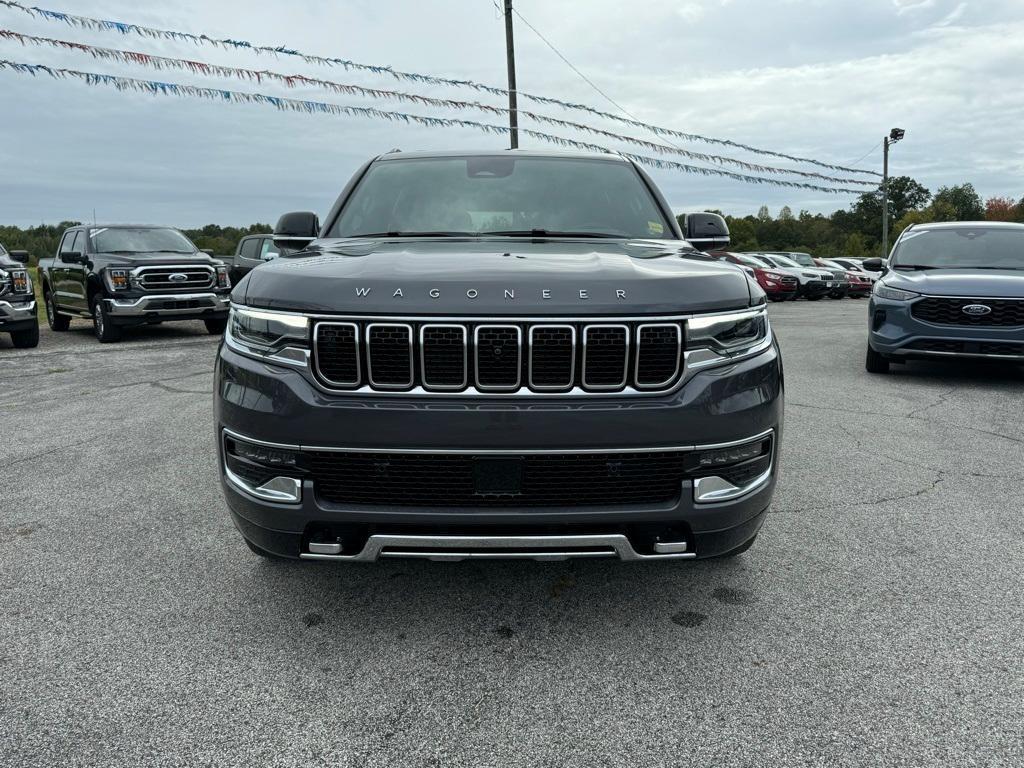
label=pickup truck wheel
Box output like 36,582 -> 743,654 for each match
865,345 -> 890,374
91,295 -> 122,343
204,318 -> 228,335
10,324 -> 40,349
45,290 -> 70,331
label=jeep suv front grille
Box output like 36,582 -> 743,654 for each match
312,317 -> 688,395
135,265 -> 214,291
911,297 -> 1024,327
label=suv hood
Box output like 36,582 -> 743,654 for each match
241,238 -> 754,315
884,269 -> 1024,299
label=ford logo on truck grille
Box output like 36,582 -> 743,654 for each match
961,304 -> 992,316
168,273 -> 189,283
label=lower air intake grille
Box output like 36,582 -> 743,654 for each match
309,451 -> 689,507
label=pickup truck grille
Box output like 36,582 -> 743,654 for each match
135,265 -> 214,291
309,450 -> 689,507
911,297 -> 1024,327
312,318 -> 684,395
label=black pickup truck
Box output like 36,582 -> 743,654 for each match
216,150 -> 783,563
227,233 -> 298,285
37,225 -> 232,342
0,242 -> 38,348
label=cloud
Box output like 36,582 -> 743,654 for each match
0,0 -> 1022,225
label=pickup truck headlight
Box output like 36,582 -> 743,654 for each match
215,265 -> 231,289
9,268 -> 31,294
873,284 -> 919,302
687,308 -> 769,354
105,268 -> 130,292
226,305 -> 310,365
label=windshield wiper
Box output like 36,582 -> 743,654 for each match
892,264 -> 940,270
348,231 -> 473,238
946,265 -> 1024,270
481,229 -> 627,238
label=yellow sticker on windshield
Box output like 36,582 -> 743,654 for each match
647,221 -> 664,235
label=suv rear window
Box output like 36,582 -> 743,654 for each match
328,156 -> 673,240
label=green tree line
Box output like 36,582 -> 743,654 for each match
679,180 -> 1024,257
3,180 -> 1023,264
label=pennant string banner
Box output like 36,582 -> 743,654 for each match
0,0 -> 882,178
0,58 -> 871,195
0,29 -> 875,187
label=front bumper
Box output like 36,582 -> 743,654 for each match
0,299 -> 37,331
869,295 -> 1024,361
104,292 -> 230,324
215,340 -> 783,561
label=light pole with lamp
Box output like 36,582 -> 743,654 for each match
881,127 -> 905,259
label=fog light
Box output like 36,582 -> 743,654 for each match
686,438 -> 769,472
228,437 -> 298,467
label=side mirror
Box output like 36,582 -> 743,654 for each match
262,251 -> 280,261
9,250 -> 29,264
273,211 -> 319,250
61,250 -> 84,264
683,213 -> 730,252
862,257 -> 885,272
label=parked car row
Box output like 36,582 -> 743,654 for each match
0,242 -> 37,348
709,250 -> 876,302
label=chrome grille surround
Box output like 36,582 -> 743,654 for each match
528,324 -> 576,392
132,264 -> 215,291
365,323 -> 414,389
299,308 -> 772,398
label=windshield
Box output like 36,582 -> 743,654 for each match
892,227 -> 1024,270
777,252 -> 816,267
735,254 -> 770,268
328,156 -> 674,240
89,227 -> 196,254
764,255 -> 801,268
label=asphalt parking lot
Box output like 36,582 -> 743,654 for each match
1,301 -> 1022,767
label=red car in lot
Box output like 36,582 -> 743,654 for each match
710,252 -> 799,301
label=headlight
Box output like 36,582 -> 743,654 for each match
9,268 -> 31,294
764,271 -> 784,281
226,305 -> 310,365
215,265 -> 231,289
874,284 -> 919,301
687,308 -> 769,354
105,268 -> 130,291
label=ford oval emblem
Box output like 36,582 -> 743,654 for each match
168,273 -> 189,283
961,304 -> 992,316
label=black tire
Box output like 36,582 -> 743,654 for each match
805,294 -> 824,301
91,294 -> 122,343
244,537 -> 289,561
10,323 -> 40,349
204,317 -> 228,335
865,345 -> 890,374
45,289 -> 70,331
713,535 -> 758,559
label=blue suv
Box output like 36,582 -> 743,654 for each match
864,221 -> 1024,373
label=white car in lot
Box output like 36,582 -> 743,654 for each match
752,253 -> 837,300
830,257 -> 879,283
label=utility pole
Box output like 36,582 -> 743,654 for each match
503,0 -> 519,149
881,136 -> 889,259
881,127 -> 905,258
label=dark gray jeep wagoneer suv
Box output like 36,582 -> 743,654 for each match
215,150 -> 783,562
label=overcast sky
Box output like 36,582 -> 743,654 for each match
1,0 -> 1022,228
